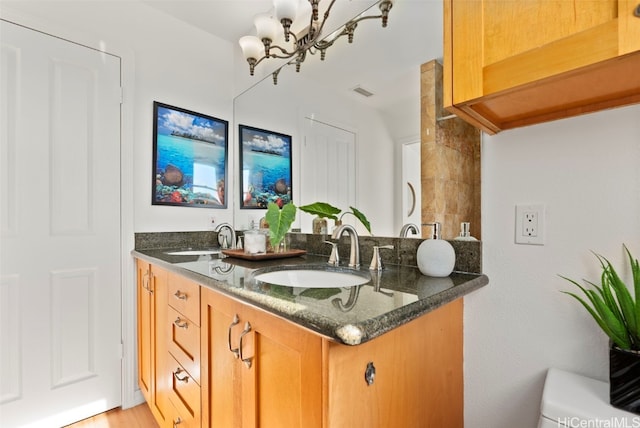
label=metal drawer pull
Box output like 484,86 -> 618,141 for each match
174,317 -> 188,329
227,314 -> 240,358
173,290 -> 188,300
173,417 -> 182,428
239,321 -> 253,369
173,367 -> 189,383
635,4 -> 640,17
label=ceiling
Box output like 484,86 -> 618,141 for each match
142,0 -> 444,110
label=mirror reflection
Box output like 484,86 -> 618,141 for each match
233,1 -> 443,237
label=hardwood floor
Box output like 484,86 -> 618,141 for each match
64,403 -> 159,428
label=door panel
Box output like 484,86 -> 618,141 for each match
0,20 -> 122,427
300,119 -> 356,232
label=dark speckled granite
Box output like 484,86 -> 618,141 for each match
287,232 -> 482,274
133,232 -> 488,345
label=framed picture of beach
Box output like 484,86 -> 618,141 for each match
152,102 -> 228,208
239,124 -> 292,209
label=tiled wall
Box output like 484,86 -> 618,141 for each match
420,60 -> 482,240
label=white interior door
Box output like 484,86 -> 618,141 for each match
300,118 -> 356,233
0,20 -> 122,427
402,141 -> 421,236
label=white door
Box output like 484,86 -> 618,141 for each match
300,118 -> 356,233
401,141 -> 421,236
0,21 -> 122,427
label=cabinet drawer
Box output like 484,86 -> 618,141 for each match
166,398 -> 199,428
167,273 -> 200,325
167,353 -> 201,427
167,306 -> 200,384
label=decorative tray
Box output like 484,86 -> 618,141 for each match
221,248 -> 307,261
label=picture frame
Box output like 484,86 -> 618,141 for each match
152,101 -> 228,208
239,124 -> 292,209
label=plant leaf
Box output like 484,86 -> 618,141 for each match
562,290 -> 630,348
599,254 -> 638,341
349,206 -> 371,234
625,244 -> 640,346
298,202 -> 340,220
265,202 -> 296,248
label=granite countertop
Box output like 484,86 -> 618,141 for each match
133,243 -> 488,346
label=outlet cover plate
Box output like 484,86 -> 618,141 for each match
515,204 -> 545,245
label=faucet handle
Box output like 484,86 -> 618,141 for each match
369,245 -> 394,271
324,241 -> 340,266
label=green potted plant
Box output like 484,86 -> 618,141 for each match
265,201 -> 296,252
298,202 -> 371,234
560,245 -> 640,414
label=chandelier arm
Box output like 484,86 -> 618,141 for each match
268,44 -> 298,58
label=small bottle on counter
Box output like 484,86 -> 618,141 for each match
454,222 -> 477,241
312,216 -> 328,235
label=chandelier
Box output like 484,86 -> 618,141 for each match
239,0 -> 394,84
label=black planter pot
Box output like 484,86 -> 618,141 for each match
609,343 -> 640,414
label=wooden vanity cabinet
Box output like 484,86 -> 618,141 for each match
139,260 -> 464,427
136,259 -> 169,426
444,0 -> 640,134
200,288 -> 323,428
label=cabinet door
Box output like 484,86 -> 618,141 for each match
201,289 -> 243,428
136,260 -> 152,402
444,0 -> 640,133
326,299 -> 463,428
136,260 -> 169,425
201,288 -> 323,428
240,304 -> 323,428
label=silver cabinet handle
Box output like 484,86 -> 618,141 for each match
173,290 -> 187,300
227,314 -> 240,358
173,417 -> 182,428
174,317 -> 188,329
239,321 -> 253,369
173,367 -> 189,383
635,4 -> 640,17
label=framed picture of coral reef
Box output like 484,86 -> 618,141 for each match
239,124 -> 292,209
152,101 -> 228,208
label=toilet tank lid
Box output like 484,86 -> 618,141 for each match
540,368 -> 637,421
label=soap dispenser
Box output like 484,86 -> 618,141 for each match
453,222 -> 478,241
416,222 -> 455,277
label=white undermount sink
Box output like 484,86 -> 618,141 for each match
165,249 -> 220,256
252,266 -> 371,288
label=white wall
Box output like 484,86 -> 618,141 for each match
2,0 -> 236,233
466,103 -> 640,427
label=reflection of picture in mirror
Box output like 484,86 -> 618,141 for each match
152,102 -> 228,208
239,125 -> 292,209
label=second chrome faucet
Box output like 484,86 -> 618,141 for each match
331,224 -> 360,268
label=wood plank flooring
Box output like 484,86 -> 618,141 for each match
64,403 -> 159,428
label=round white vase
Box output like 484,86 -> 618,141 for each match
416,239 -> 455,277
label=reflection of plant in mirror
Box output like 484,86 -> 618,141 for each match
265,201 -> 296,249
299,202 -> 371,234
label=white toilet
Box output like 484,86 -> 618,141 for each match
538,367 -> 638,427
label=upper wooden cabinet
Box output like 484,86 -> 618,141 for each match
443,0 -> 640,134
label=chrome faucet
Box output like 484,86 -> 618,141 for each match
331,224 -> 360,268
399,223 -> 420,237
214,222 -> 236,249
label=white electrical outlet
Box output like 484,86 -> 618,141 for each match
515,204 -> 545,245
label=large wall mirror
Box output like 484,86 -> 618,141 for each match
233,0 -> 443,237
